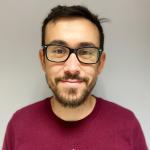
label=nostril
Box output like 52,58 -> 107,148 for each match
64,70 -> 80,76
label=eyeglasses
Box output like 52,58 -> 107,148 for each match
43,44 -> 103,64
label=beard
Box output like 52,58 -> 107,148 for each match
46,73 -> 97,108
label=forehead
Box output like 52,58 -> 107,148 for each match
45,17 -> 100,47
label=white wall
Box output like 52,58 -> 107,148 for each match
0,0 -> 149,148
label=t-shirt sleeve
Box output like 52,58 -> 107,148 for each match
2,117 -> 15,150
131,114 -> 148,150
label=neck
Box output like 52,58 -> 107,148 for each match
50,95 -> 96,121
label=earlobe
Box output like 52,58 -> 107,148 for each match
39,49 -> 46,72
98,52 -> 106,74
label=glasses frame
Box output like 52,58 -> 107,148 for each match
42,44 -> 103,64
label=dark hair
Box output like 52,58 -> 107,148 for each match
42,5 -> 106,50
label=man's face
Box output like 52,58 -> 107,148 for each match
39,17 -> 105,108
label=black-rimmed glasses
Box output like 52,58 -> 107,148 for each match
43,44 -> 103,64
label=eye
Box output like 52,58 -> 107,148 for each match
78,49 -> 93,55
52,48 -> 66,54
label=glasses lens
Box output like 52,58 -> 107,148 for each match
77,47 -> 99,63
46,45 -> 69,62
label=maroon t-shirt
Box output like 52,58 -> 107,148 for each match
3,97 -> 148,150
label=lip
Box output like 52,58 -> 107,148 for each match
59,79 -> 84,88
61,79 -> 82,83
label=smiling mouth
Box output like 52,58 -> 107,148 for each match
55,75 -> 89,86
60,79 -> 84,87
61,79 -> 83,83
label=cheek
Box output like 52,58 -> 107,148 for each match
83,66 -> 98,80
45,64 -> 63,81
45,65 -> 55,82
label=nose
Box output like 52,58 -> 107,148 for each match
64,53 -> 80,74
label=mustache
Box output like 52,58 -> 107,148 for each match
55,73 -> 89,84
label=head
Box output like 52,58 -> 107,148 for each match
39,5 -> 106,108
42,5 -> 105,50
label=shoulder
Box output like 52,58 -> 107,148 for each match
9,97 -> 50,124
95,97 -> 144,134
96,97 -> 134,116
95,97 -> 148,149
95,97 -> 139,126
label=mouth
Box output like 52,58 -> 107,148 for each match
55,75 -> 89,88
61,79 -> 82,83
60,79 -> 84,87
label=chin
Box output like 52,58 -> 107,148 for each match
54,89 -> 89,108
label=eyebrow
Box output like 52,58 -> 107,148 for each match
78,42 -> 97,48
46,40 -> 97,48
46,40 -> 67,46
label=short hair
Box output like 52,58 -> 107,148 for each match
42,5 -> 105,51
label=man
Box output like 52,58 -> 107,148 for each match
3,5 -> 148,150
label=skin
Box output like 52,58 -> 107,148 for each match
39,17 -> 106,121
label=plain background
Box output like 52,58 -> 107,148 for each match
0,0 -> 149,148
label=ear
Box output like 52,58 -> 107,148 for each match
97,52 -> 106,74
39,49 -> 46,72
